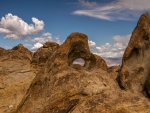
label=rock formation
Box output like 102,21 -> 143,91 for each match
1,12 -> 150,113
119,12 -> 150,96
12,32 -> 150,113
31,42 -> 59,73
12,44 -> 33,61
0,44 -> 36,113
108,66 -> 120,79
0,42 -> 60,113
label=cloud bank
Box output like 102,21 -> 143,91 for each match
30,33 -> 61,51
0,13 -> 44,39
32,32 -> 52,44
88,40 -> 96,49
0,13 -> 62,51
73,0 -> 150,21
95,34 -> 130,58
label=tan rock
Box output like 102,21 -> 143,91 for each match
31,42 -> 59,73
119,12 -> 150,96
13,32 -> 150,113
0,44 -> 36,113
108,65 -> 121,79
0,47 -> 6,53
12,43 -> 33,61
0,42 -> 59,113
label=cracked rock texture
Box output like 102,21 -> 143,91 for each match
13,32 -> 150,113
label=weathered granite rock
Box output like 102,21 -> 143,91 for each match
31,42 -> 59,73
108,66 -> 120,79
119,12 -> 150,96
13,32 -> 150,113
0,44 -> 36,113
0,44 -> 33,62
12,44 -> 33,61
0,47 -> 6,53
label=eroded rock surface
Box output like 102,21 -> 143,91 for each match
0,44 -> 36,113
13,32 -> 150,113
0,42 -> 60,113
108,66 -> 120,79
1,12 -> 150,113
119,12 -> 150,96
31,42 -> 59,73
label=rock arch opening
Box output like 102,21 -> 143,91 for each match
72,58 -> 85,66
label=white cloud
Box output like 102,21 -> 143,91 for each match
78,0 -> 97,7
31,33 -> 62,51
0,13 -> 44,40
88,40 -> 96,49
96,43 -> 110,53
95,34 -> 130,58
31,43 -> 43,51
113,34 -> 131,46
73,0 -> 150,21
112,43 -> 125,52
41,32 -> 52,37
32,32 -> 52,44
55,36 -> 61,44
94,51 -> 118,58
111,34 -> 130,53
111,0 -> 150,10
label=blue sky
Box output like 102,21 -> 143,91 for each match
0,0 -> 150,65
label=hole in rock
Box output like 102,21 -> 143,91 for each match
143,86 -> 150,99
132,48 -> 139,56
72,58 -> 85,66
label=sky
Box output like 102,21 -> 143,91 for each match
0,0 -> 150,66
